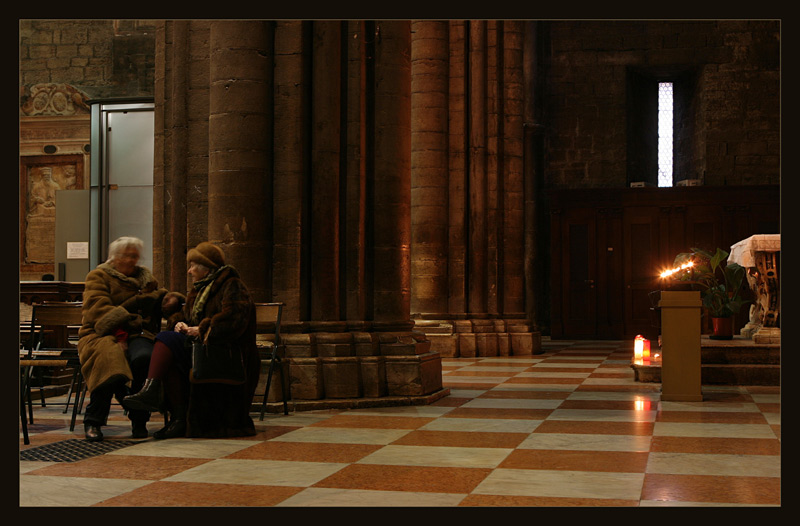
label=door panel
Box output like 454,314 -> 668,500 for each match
562,209 -> 596,337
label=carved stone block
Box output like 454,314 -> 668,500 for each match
359,356 -> 387,398
321,356 -> 362,398
385,352 -> 443,396
288,357 -> 324,399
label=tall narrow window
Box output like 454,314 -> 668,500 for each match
658,82 -> 673,187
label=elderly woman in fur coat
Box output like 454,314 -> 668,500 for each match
78,236 -> 180,441
123,241 -> 260,439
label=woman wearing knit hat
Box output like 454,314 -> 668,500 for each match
122,241 -> 260,439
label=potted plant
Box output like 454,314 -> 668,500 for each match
666,247 -> 749,339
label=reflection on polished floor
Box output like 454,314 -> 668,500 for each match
19,340 -> 781,507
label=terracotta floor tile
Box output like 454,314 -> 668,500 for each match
534,420 -> 655,436
503,376 -> 583,384
745,386 -> 780,394
308,414 -> 434,429
96,481 -> 303,506
524,367 -> 597,373
641,473 -> 781,505
20,432 -> 76,450
701,392 -> 754,403
25,455 -> 210,480
446,370 -> 514,377
443,407 -> 554,420
459,494 -> 638,506
656,411 -> 768,424
247,425 -> 303,440
478,390 -> 570,400
392,430 -> 528,449
430,396 -> 471,407
224,441 -> 382,463
589,372 -> 634,378
540,359 -> 604,364
649,436 -> 781,455
558,399 -> 650,411
575,384 -> 662,393
755,403 -> 780,413
442,382 -> 503,390
499,449 -> 649,473
313,464 -> 492,494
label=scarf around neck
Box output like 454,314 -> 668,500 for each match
190,265 -> 228,324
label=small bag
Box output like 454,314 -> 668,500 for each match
190,339 -> 245,385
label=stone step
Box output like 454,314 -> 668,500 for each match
633,335 -> 780,386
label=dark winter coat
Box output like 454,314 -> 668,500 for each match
78,263 -> 168,392
167,265 -> 260,438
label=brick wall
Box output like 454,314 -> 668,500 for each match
544,20 -> 780,189
19,19 -> 156,100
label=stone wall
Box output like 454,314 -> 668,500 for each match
19,19 -> 156,100
544,20 -> 779,189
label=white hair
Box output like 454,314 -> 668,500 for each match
106,236 -> 144,263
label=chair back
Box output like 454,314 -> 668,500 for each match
254,302 -> 283,343
26,302 -> 83,354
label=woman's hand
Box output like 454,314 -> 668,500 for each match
174,321 -> 200,338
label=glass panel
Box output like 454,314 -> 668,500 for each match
658,82 -> 673,187
108,186 -> 154,270
107,110 -> 154,187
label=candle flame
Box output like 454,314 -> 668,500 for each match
660,260 -> 693,278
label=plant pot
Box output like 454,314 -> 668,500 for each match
710,316 -> 734,340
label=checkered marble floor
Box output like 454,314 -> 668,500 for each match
19,340 -> 781,507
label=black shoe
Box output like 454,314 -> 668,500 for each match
84,423 -> 103,442
131,421 -> 148,439
153,419 -> 186,440
122,378 -> 163,413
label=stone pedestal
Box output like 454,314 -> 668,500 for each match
413,318 -> 542,358
729,234 -> 780,344
273,328 -> 444,409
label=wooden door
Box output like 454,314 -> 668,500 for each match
560,208 -> 598,337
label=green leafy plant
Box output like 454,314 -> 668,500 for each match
667,247 -> 749,318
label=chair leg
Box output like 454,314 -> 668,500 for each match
278,360 -> 288,415
20,370 -> 31,445
62,368 -> 80,414
70,373 -> 84,432
260,358 -> 276,421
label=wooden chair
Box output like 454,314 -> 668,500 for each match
20,302 -> 84,444
254,302 -> 288,419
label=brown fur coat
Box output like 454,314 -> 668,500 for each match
167,265 -> 260,438
78,263 -> 167,392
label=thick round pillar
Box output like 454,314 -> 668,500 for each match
468,21 -> 488,315
310,21 -> 342,321
410,21 -> 449,317
372,21 -> 412,326
273,21 -> 309,322
208,21 -> 273,301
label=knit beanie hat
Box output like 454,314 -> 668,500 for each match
187,242 -> 225,269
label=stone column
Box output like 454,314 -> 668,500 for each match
153,21 -> 189,290
273,20 -> 309,322
410,20 -> 449,317
371,20 -> 413,328
208,21 -> 273,302
310,21 -> 343,322
468,20 -> 488,316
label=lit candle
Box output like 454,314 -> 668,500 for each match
643,338 -> 651,364
634,335 -> 644,364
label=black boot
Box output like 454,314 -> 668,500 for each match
84,422 -> 103,442
153,418 -> 186,440
131,420 -> 148,439
122,378 -> 163,413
